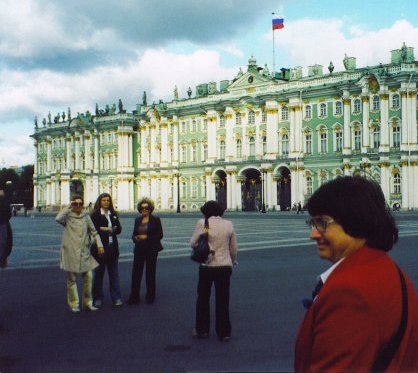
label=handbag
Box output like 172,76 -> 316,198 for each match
191,218 -> 210,263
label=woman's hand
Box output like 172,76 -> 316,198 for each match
97,247 -> 105,255
99,227 -> 113,233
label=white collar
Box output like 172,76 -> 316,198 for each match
319,258 -> 345,284
100,208 -> 111,216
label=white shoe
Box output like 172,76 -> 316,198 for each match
83,304 -> 99,312
71,306 -> 80,313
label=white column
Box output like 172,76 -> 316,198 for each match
60,175 -> 71,206
379,94 -> 389,153
161,122 -> 168,165
160,173 -> 169,210
207,111 -> 217,163
361,95 -> 370,151
140,124 -> 148,167
236,177 -> 243,211
380,163 -> 391,203
93,134 -> 99,171
226,172 -> 232,209
46,138 -> 52,173
265,102 -> 278,158
343,95 -> 352,155
205,169 -> 213,201
225,108 -> 234,160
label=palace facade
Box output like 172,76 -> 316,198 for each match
32,43 -> 418,211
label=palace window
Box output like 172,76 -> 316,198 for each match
320,132 -> 327,153
181,145 -> 186,162
181,121 -> 186,133
393,173 -> 401,194
202,119 -> 207,131
249,137 -> 255,156
262,136 -> 267,154
202,143 -> 208,161
248,111 -> 255,125
335,101 -> 343,116
392,125 -> 401,148
236,113 -> 242,126
281,134 -> 289,155
219,141 -> 226,160
353,99 -> 361,113
191,178 -> 197,198
305,133 -> 312,154
320,174 -> 328,186
261,110 -> 267,122
281,107 -> 289,121
181,181 -> 187,198
319,103 -> 327,118
191,120 -> 197,132
392,94 -> 400,109
201,177 -> 206,197
306,176 -> 313,197
354,130 -> 362,151
372,96 -> 380,111
371,127 -> 380,150
335,130 -> 343,152
236,139 -> 242,158
219,115 -> 225,128
305,105 -> 312,119
191,144 -> 197,162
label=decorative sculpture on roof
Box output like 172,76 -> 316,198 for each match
328,61 -> 334,74
42,118 -> 46,127
118,98 -> 124,113
34,116 -> 38,128
142,91 -> 147,106
67,107 -> 71,121
343,54 -> 349,70
401,42 -> 407,62
174,86 -> 179,100
187,87 -> 192,98
48,112 -> 52,123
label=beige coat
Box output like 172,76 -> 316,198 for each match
190,216 -> 237,267
56,206 -> 102,273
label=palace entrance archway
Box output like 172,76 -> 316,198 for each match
277,167 -> 291,211
214,170 -> 227,210
241,168 -> 262,212
70,180 -> 84,200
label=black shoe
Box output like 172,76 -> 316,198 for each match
218,336 -> 231,342
192,328 -> 209,338
145,298 -> 155,304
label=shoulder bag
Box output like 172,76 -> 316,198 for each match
191,218 -> 210,264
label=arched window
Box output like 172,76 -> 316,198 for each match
354,129 -> 362,151
392,125 -> 401,148
181,181 -> 187,198
392,94 -> 400,109
372,96 -> 380,111
236,113 -> 242,126
281,106 -> 289,121
202,143 -> 208,161
334,130 -> 343,152
335,101 -> 343,115
305,132 -> 312,154
281,134 -> 289,155
248,111 -> 255,125
191,178 -> 197,198
306,176 -> 313,197
320,131 -> 327,153
305,105 -> 312,119
319,103 -> 327,117
261,110 -> 267,122
371,127 -> 380,150
249,137 -> 255,156
191,120 -> 197,132
219,141 -> 226,159
219,115 -> 225,127
236,139 -> 242,158
191,144 -> 197,162
393,173 -> 401,194
353,99 -> 361,113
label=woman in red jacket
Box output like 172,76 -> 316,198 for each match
295,176 -> 418,372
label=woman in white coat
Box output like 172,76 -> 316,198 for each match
56,194 -> 104,312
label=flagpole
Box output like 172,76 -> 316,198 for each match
272,12 -> 276,77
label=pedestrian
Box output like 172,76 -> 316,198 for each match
55,195 -> 104,313
0,188 -> 13,269
90,193 -> 123,308
190,200 -> 237,342
296,201 -> 303,214
128,197 -> 163,305
295,176 -> 418,372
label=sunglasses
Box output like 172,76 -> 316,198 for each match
140,206 -> 150,211
306,216 -> 336,233
72,202 -> 83,207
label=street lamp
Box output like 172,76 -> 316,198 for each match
261,170 -> 266,213
176,171 -> 181,213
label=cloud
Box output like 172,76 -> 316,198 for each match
271,18 -> 418,71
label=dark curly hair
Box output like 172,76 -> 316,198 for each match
93,193 -> 118,216
200,200 -> 225,218
307,176 -> 398,252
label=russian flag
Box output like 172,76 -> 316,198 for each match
272,18 -> 284,30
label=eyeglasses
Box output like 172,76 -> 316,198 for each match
140,206 -> 149,211
306,216 -> 336,233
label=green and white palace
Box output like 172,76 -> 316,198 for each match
32,43 -> 418,211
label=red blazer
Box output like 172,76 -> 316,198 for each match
295,247 -> 418,372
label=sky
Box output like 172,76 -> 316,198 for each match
0,0 -> 417,167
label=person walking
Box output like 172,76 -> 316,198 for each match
128,197 -> 163,305
190,200 -> 237,342
90,193 -> 123,308
295,176 -> 418,372
0,188 -> 13,269
56,195 -> 104,313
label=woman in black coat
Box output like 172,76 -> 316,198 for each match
0,188 -> 12,268
90,193 -> 123,307
128,197 -> 163,305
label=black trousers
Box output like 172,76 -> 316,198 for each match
130,252 -> 158,302
195,266 -> 232,338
